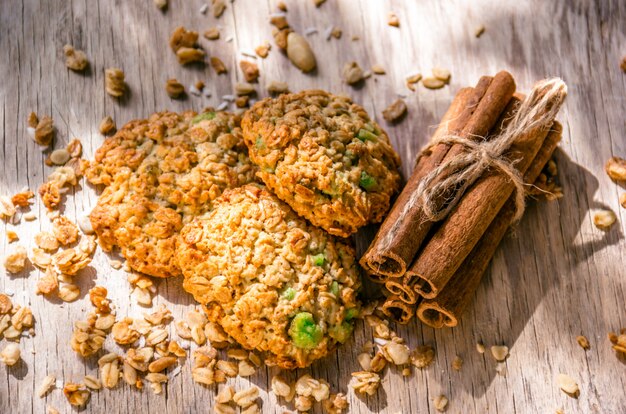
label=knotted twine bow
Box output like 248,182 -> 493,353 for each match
412,77 -> 568,225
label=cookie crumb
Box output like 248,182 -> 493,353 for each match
105,68 -> 126,97
388,12 -> 400,27
382,99 -> 407,123
475,25 -> 486,38
434,394 -> 448,412
204,27 -> 220,40
343,62 -> 365,85
99,116 -> 116,135
576,335 -> 590,350
211,57 -> 228,74
452,355 -> 463,371
166,79 -> 185,99
593,210 -> 616,230
490,345 -> 509,362
63,45 -> 89,71
605,156 -> 626,181
255,42 -> 271,58
240,61 -> 260,82
556,373 -> 579,398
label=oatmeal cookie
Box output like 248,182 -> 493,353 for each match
86,111 -> 257,278
178,184 -> 361,368
241,90 -> 402,237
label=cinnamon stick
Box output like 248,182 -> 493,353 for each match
416,122 -> 562,328
361,72 -> 515,278
408,85 -> 566,299
380,295 -> 418,324
385,275 -> 419,304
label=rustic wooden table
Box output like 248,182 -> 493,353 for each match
1,0 -> 625,413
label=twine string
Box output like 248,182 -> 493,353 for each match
379,77 -> 567,251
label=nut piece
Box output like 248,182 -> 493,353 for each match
105,68 -> 126,97
213,0 -> 226,17
177,47 -> 205,65
255,42 -> 271,58
165,79 -> 185,99
267,80 -> 289,95
434,394 -> 449,412
411,345 -> 435,368
556,373 -> 579,398
38,375 -> 56,397
342,62 -> 364,85
593,210 -> 616,230
0,343 -> 21,366
382,99 -> 408,123
204,28 -> 220,40
388,12 -> 400,27
286,32 -> 316,72
63,45 -> 89,71
605,157 -> 626,181
211,57 -> 227,74
475,24 -> 486,38
432,68 -> 451,83
4,245 -> 28,273
490,345 -> 509,362
99,116 -> 116,135
422,77 -> 446,90
34,116 -> 55,146
240,61 -> 259,82
576,335 -> 590,350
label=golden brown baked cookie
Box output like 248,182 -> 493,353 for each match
241,90 -> 402,237
86,111 -> 257,278
178,184 -> 361,368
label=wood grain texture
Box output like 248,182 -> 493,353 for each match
1,0 -> 625,413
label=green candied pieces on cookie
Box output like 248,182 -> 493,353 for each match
281,287 -> 296,301
359,171 -> 377,191
356,128 -> 378,142
330,281 -> 340,296
191,112 -> 216,124
289,312 -> 323,349
312,253 -> 326,266
255,135 -> 266,149
329,321 -> 354,344
344,308 -> 359,320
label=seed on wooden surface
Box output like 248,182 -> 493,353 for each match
238,359 -> 256,376
58,283 -> 80,302
593,210 -> 616,230
313,0 -> 326,7
330,27 -> 342,39
83,375 -> 102,390
388,12 -> 400,27
576,335 -> 590,350
475,25 -> 486,37
235,82 -> 256,96
204,27 -> 220,40
422,77 -> 446,90
266,80 -> 289,95
255,42 -> 271,58
620,56 -> 626,72
371,64 -> 386,75
176,47 -> 205,65
0,294 -> 12,314
34,116 -> 55,146
406,73 -> 423,91
556,373 -> 579,398
63,383 -> 90,407
153,0 -> 167,9
240,61 -> 259,82
382,99 -> 407,123
50,149 -> 70,166
105,68 -> 126,97
432,68 -> 451,82
211,57 -> 227,74
99,116 -> 116,135
476,341 -> 486,353
620,193 -> 626,209
434,394 -> 448,412
605,156 -> 626,181
166,79 -> 185,99
38,375 -> 56,397
286,32 -> 316,72
342,61 -> 364,85
213,0 -> 226,18
66,139 -> 82,158
233,386 -> 260,408
149,356 -> 177,373
490,345 -> 509,362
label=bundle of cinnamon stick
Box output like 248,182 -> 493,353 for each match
361,71 -> 567,328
